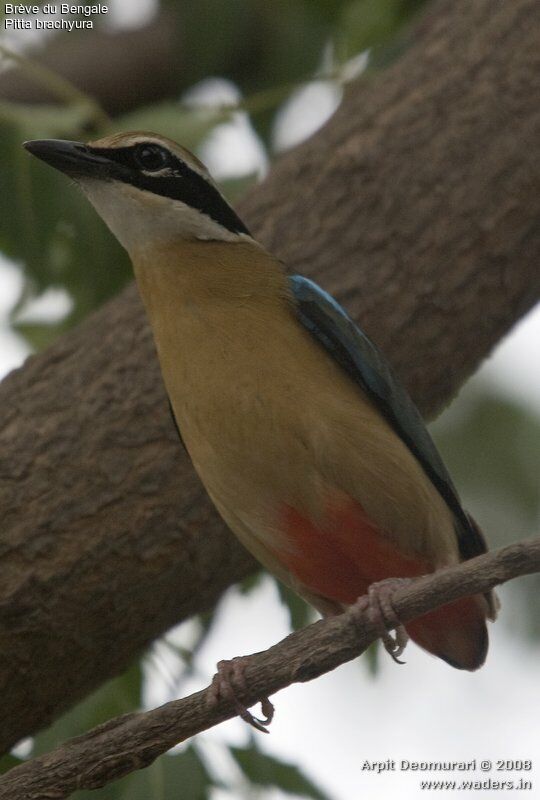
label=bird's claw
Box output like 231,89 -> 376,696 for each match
352,578 -> 413,663
208,656 -> 275,733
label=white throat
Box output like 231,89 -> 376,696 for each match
79,178 -> 244,255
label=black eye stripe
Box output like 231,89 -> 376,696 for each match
89,144 -> 206,183
87,143 -> 250,236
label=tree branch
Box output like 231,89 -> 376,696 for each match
0,0 -> 539,751
1,538 -> 538,800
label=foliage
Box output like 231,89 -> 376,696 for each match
431,387 -> 540,639
0,0 -> 430,344
276,581 -> 316,631
231,740 -> 334,800
32,662 -> 218,799
0,754 -> 25,775
31,662 -> 143,757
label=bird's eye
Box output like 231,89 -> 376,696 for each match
134,144 -> 169,172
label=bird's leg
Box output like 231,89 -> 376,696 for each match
208,656 -> 275,733
352,578 -> 414,664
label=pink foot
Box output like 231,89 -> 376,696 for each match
208,656 -> 275,733
352,578 -> 413,664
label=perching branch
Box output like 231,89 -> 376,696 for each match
1,537 -> 539,800
0,0 -> 539,751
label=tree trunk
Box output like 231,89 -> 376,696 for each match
0,0 -> 538,753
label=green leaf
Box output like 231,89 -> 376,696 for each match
0,754 -> 25,775
363,640 -> 379,676
0,100 -> 92,139
431,392 -> 540,539
32,661 -> 143,757
0,119 -> 131,342
431,387 -> 540,642
31,662 -> 145,800
337,0 -> 401,60
108,745 -> 214,800
12,319 -> 72,351
231,742 -> 334,800
335,0 -> 431,65
238,570 -> 263,595
276,580 -> 315,630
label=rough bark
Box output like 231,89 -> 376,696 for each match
246,0 -> 540,413
1,538 -> 539,799
0,0 -> 539,753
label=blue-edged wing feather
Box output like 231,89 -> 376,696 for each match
288,274 -> 486,561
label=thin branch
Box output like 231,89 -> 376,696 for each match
0,43 -> 110,128
1,538 -> 538,800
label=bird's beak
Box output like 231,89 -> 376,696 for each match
23,139 -> 115,180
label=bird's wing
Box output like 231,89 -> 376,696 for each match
288,274 -> 486,561
168,400 -> 187,452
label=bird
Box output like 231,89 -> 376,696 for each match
24,132 -> 497,718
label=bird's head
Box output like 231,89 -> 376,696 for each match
23,132 -> 252,254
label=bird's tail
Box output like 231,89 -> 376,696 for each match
405,593 -> 491,671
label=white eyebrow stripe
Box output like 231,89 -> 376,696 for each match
140,166 -> 177,178
109,136 -> 212,181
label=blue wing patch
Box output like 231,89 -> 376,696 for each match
288,274 -> 486,561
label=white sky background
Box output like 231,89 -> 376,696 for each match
1,3 -> 539,798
